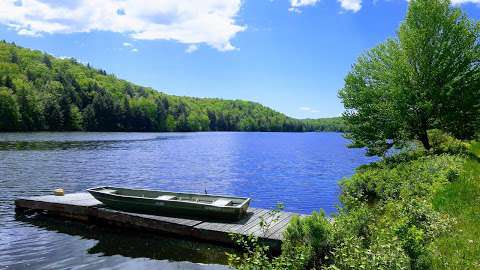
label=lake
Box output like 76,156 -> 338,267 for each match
0,132 -> 376,269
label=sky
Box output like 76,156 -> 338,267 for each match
0,0 -> 479,118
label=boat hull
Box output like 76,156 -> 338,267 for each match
87,186 -> 250,220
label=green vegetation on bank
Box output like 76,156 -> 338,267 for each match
0,41 -> 343,133
431,142 -> 480,269
228,0 -> 480,269
230,134 -> 479,270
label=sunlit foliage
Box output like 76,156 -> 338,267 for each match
0,41 -> 344,133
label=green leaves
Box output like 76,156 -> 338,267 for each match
340,0 -> 480,156
282,211 -> 332,268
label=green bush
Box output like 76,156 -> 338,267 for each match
325,234 -> 410,270
428,129 -> 469,156
340,154 -> 464,208
227,233 -> 309,270
282,211 -> 332,269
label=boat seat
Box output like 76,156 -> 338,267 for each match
212,199 -> 232,207
156,195 -> 177,200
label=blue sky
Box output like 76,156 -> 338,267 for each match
0,0 -> 479,118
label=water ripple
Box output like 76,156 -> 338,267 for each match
0,132 -> 376,269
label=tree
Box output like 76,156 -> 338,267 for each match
10,50 -> 19,64
339,0 -> 480,156
16,85 -> 44,130
207,109 -> 217,131
43,95 -> 64,130
59,94 -> 72,130
88,90 -> 120,131
82,105 -> 97,130
0,87 -> 20,131
42,54 -> 52,69
129,97 -> 156,131
119,97 -> 132,130
166,115 -> 176,131
69,105 -> 83,130
154,97 -> 168,131
4,75 -> 14,90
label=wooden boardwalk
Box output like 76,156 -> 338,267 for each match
14,193 -> 300,250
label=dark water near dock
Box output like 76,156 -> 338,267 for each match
0,132 -> 376,269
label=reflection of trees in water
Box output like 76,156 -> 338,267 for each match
15,213 -> 234,265
0,141 -> 118,151
0,135 -> 186,151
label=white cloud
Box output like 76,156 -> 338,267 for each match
0,0 -> 245,52
299,106 -> 320,113
185,44 -> 198,53
18,28 -> 40,36
122,41 -> 138,52
450,0 -> 480,4
288,7 -> 303,13
404,0 -> 480,4
338,0 -> 361,12
290,0 -> 320,7
289,0 -> 320,12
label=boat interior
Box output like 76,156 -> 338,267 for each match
92,187 -> 246,207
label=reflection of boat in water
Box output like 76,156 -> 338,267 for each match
88,186 -> 251,220
15,213 -> 235,265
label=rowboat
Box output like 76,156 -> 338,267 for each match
87,186 -> 251,220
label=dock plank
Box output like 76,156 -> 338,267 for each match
244,211 -> 291,237
194,208 -> 264,233
234,209 -> 271,234
226,208 -> 270,234
262,212 -> 298,238
14,192 -> 301,250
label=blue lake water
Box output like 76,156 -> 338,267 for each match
0,132 -> 376,269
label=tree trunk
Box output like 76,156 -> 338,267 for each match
419,129 -> 431,150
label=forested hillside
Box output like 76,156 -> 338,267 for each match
302,117 -> 347,132
0,41 -> 342,132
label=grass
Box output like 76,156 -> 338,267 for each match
431,142 -> 480,269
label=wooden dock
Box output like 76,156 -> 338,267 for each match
14,193 -> 300,250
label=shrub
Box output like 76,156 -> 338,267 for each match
325,234 -> 410,270
227,233 -> 309,270
340,154 -> 464,208
282,211 -> 332,269
428,129 -> 469,156
384,200 -> 454,269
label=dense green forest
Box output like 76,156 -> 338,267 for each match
302,117 -> 347,132
0,41 -> 343,133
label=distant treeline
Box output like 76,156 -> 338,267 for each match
0,41 -> 344,133
302,117 -> 347,132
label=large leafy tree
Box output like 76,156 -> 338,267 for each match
339,0 -> 480,156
